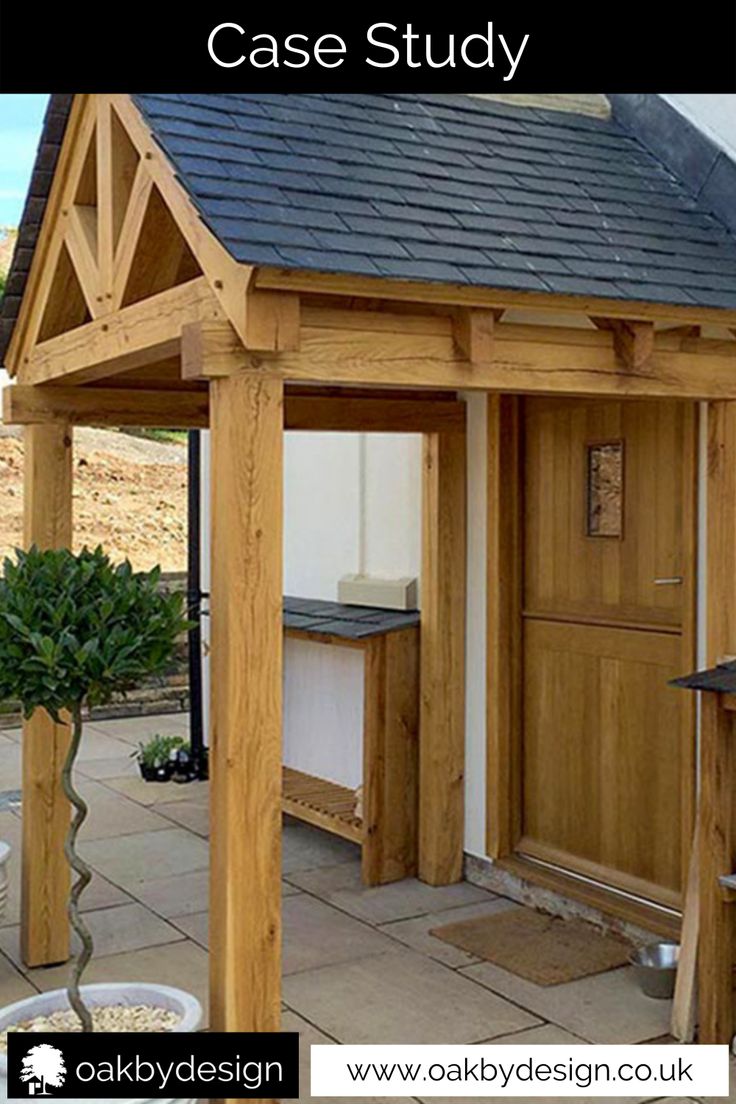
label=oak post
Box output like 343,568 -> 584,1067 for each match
698,694 -> 735,1043
209,370 -> 283,1038
419,430 -> 466,885
700,400 -> 736,1042
361,628 -> 420,886
21,423 -> 73,967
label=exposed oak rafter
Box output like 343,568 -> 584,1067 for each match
591,316 -> 655,371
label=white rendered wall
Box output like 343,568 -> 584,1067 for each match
200,429 -> 425,792
200,409 -> 490,845
462,393 -> 488,857
664,95 -> 736,159
283,636 -> 364,789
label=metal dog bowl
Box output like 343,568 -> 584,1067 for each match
630,941 -> 680,999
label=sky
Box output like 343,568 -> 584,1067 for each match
0,95 -> 49,226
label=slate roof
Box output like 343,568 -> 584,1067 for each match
671,660 -> 736,694
133,92 -> 736,311
4,92 -> 736,362
0,94 -> 72,360
283,596 -> 419,640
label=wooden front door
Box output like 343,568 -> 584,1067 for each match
519,398 -> 696,908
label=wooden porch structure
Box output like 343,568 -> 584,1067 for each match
5,93 -> 736,1050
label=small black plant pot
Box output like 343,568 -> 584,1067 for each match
138,761 -> 173,783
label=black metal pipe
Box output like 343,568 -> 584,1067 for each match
187,429 -> 207,779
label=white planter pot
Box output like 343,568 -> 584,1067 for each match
0,841 -> 11,924
0,982 -> 202,1104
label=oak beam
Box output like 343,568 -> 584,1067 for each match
420,430 -> 466,885
21,424 -> 73,968
3,384 -> 468,436
285,394 -> 466,434
4,385 -> 208,428
486,395 -> 523,859
180,317 -> 736,399
21,278 -> 222,386
209,370 -> 283,1036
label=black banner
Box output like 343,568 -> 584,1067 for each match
6,1030 -> 300,1099
0,5 -> 735,91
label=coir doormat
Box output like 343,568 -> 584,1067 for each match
430,908 -> 632,986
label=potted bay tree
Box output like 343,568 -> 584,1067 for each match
0,546 -> 201,1104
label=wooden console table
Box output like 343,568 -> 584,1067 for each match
282,597 -> 420,886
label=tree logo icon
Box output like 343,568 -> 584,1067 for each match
19,1043 -> 67,1095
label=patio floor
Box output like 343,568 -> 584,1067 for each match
0,712 -> 728,1103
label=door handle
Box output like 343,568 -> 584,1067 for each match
653,576 -> 683,585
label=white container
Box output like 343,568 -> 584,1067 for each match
0,841 -> 11,923
0,982 -> 202,1104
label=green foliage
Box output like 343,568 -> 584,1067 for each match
134,733 -> 187,768
0,546 -> 191,722
0,268 -> 5,300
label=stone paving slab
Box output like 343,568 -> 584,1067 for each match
79,827 -> 209,890
154,797 -> 209,836
174,893 -> 398,977
77,754 -> 140,781
380,897 -> 518,968
0,903 -> 184,968
0,712 -> 702,1082
462,962 -> 673,1045
282,822 -> 361,874
284,948 -> 542,1045
287,862 -> 495,923
86,713 -> 190,745
100,774 -> 209,806
77,779 -> 174,840
29,940 -> 211,1023
76,729 -> 137,762
0,947 -> 36,1006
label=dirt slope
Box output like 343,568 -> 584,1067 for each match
0,426 -> 187,572
0,229 -> 16,284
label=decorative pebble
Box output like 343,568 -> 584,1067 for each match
0,1004 -> 182,1050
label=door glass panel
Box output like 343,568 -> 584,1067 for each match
587,441 -> 623,538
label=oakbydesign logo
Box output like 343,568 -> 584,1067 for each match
20,1044 -> 67,1096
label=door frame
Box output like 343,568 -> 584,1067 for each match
487,393 -> 698,923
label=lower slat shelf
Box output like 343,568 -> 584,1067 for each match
282,765 -> 363,844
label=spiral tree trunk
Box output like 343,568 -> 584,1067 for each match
61,703 -> 94,1031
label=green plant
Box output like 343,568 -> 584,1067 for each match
0,546 -> 191,1030
134,733 -> 186,768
